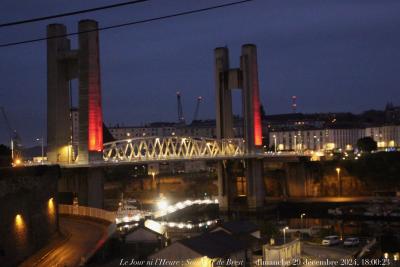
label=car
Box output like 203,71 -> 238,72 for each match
343,237 -> 360,247
322,235 -> 341,246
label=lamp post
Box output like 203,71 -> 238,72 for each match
11,139 -> 14,160
283,226 -> 289,243
273,135 -> 277,153
336,167 -> 341,197
35,137 -> 44,164
151,172 -> 156,190
300,213 -> 306,228
294,135 -> 297,152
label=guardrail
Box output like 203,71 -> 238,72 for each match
58,204 -> 116,223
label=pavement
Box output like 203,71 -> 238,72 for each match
20,216 -> 108,267
301,241 -> 361,267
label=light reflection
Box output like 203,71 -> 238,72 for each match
48,197 -> 55,215
14,214 -> 27,248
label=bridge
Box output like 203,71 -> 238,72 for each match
101,136 -> 306,164
44,20 -> 308,210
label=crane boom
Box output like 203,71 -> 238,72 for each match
0,106 -> 22,160
0,106 -> 13,138
176,91 -> 185,124
192,96 -> 203,122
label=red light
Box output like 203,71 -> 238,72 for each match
252,63 -> 262,146
253,91 -> 262,146
88,81 -> 103,152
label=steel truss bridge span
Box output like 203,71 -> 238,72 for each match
103,137 -> 246,162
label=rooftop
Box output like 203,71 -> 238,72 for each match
217,220 -> 260,235
179,230 -> 247,258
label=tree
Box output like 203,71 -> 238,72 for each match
0,144 -> 12,167
357,137 -> 377,152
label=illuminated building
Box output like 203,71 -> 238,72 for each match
270,125 -> 400,152
269,128 -> 365,152
366,125 -> 400,149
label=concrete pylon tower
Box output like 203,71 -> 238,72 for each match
47,24 -> 73,163
46,20 -> 103,164
78,20 -> 103,164
214,44 -> 265,210
241,45 -> 264,209
215,47 -> 234,209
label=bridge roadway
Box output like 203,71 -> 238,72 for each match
24,136 -> 309,168
100,137 -> 309,165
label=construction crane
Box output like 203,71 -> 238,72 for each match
291,96 -> 297,113
176,91 -> 185,124
0,106 -> 23,162
192,96 -> 203,122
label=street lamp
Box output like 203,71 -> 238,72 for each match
273,135 -> 277,153
283,226 -> 289,243
35,137 -> 44,164
300,213 -> 306,228
336,167 -> 341,197
294,135 -> 297,152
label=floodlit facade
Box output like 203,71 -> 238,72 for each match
109,124 -> 213,139
269,128 -> 365,151
365,125 -> 400,149
269,125 -> 400,152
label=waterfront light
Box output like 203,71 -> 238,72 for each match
157,199 -> 168,210
13,158 -> 22,166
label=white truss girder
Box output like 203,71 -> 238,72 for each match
103,137 -> 245,162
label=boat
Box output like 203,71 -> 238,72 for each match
328,207 -> 343,216
115,198 -> 151,225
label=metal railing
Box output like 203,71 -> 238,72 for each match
58,204 -> 116,223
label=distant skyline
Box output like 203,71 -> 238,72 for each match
1,0 -> 400,146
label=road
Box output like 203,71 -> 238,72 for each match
302,242 -> 359,267
23,216 -> 108,267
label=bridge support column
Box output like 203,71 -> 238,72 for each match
215,44 -> 266,210
58,167 -> 104,208
217,160 -> 237,211
245,159 -> 264,209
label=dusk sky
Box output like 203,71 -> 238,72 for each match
1,0 -> 400,146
